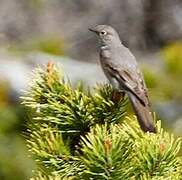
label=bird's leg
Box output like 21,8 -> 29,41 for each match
112,90 -> 125,103
107,77 -> 125,103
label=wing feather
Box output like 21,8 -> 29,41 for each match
104,62 -> 149,106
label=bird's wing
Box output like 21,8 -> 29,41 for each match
104,61 -> 149,106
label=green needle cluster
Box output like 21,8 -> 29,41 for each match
22,63 -> 182,180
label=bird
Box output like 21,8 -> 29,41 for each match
89,25 -> 156,133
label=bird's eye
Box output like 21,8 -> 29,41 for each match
100,31 -> 107,35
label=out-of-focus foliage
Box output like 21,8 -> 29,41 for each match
143,42 -> 182,102
0,105 -> 35,180
0,81 -> 9,106
142,68 -> 158,89
9,35 -> 65,56
0,81 -> 34,179
163,42 -> 182,75
0,133 -> 33,180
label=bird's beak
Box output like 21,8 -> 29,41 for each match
89,27 -> 98,33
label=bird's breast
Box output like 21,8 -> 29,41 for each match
100,49 -> 111,59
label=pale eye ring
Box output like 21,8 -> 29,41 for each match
100,31 -> 107,35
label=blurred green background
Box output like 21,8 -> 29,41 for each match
0,0 -> 181,179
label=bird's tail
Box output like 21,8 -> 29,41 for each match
128,93 -> 156,133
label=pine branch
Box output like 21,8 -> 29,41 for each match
122,117 -> 182,179
22,62 -> 182,179
22,63 -> 127,153
27,124 -> 84,178
91,84 -> 127,124
80,123 -> 134,179
80,119 -> 182,179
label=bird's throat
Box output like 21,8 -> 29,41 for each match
100,46 -> 111,59
101,45 -> 108,50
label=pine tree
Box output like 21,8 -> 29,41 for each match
22,62 -> 182,180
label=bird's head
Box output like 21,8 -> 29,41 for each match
89,25 -> 121,47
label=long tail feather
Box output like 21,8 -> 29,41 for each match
128,93 -> 156,133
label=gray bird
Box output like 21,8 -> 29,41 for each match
89,25 -> 156,133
